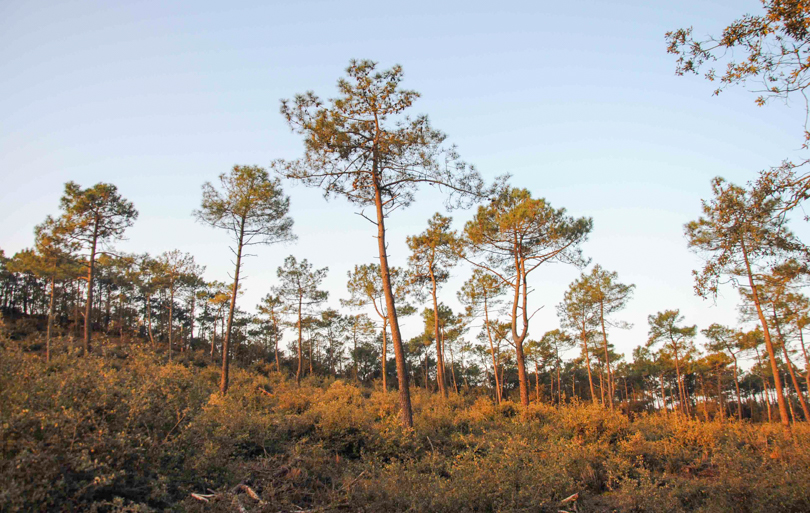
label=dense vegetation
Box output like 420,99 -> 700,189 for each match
2,336 -> 810,512
8,2 -> 810,509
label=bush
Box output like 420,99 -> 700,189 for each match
2,338 -> 810,512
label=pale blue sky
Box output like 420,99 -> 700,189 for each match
2,0 -> 807,363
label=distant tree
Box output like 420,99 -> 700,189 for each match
647,310 -> 697,416
462,186 -> 592,407
257,293 -> 285,371
458,269 -> 505,403
541,329 -> 575,405
586,265 -> 634,410
407,213 -> 459,397
155,250 -> 199,361
686,177 -> 807,428
195,165 -> 295,394
781,291 -> 810,395
181,266 -> 206,349
205,280 -> 232,360
23,219 -> 81,361
273,256 -> 328,384
738,327 -> 776,422
51,182 -> 138,355
558,275 -> 601,405
421,303 -> 463,394
317,309 -> 348,376
523,338 -> 548,403
702,323 -> 745,420
342,263 -> 413,392
278,60 -> 488,427
346,313 -> 376,382
740,261 -> 810,420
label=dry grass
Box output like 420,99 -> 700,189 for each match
2,338 -> 809,512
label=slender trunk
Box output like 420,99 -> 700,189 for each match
774,309 -> 810,420
354,326 -> 359,382
382,320 -> 388,392
83,223 -> 99,355
309,330 -> 313,375
534,359 -> 541,403
187,292 -> 195,350
670,339 -> 687,415
423,350 -> 428,389
220,217 -> 245,395
582,326 -> 597,404
787,373 -> 797,424
168,284 -> 174,362
599,366 -> 606,404
731,354 -> 743,420
430,270 -> 446,397
556,354 -> 562,405
756,347 -> 774,423
716,364 -> 724,420
274,318 -> 280,372
296,296 -> 303,384
741,240 -> 789,428
449,337 -> 458,394
118,290 -> 124,341
667,378 -> 675,414
797,325 -> 810,399
104,284 -> 111,333
46,277 -> 55,363
626,379 -> 632,412
483,296 -> 502,404
210,318 -> 216,361
500,363 -> 506,400
146,296 -> 155,347
599,301 -> 614,409
698,374 -> 709,421
372,180 -> 412,427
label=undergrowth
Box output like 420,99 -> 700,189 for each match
2,338 -> 809,512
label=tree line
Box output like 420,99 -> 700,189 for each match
3,57 -> 810,429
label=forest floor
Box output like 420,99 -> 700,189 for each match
2,336 -> 810,512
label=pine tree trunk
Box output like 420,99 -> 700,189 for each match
220,217 -> 245,395
430,270 -> 446,397
741,240 -> 790,428
168,285 -> 174,362
83,223 -> 99,355
484,296 -> 501,404
511,261 -> 531,407
731,353 -> 743,420
373,178 -> 412,427
797,324 -> 810,400
774,309 -> 810,420
583,326 -> 597,404
381,320 -> 388,392
296,296 -> 303,385
46,276 -> 55,363
534,359 -> 541,403
599,302 -> 614,409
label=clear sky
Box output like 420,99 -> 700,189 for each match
2,0 -> 808,363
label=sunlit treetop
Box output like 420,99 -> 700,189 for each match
278,59 -> 493,213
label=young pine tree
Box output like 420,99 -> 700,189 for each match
195,165 -> 295,394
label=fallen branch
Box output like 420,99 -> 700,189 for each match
190,493 -> 214,502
